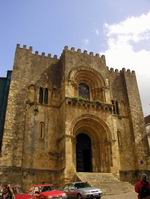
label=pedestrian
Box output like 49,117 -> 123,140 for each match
135,173 -> 150,199
1,185 -> 14,199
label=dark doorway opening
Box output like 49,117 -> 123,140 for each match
76,133 -> 92,172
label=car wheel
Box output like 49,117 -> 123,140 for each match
77,194 -> 82,199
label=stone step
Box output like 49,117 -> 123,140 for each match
77,172 -> 120,182
76,172 -> 134,195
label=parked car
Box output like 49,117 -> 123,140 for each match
62,182 -> 102,199
27,184 -> 67,199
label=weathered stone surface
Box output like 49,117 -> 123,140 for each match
0,45 -> 149,189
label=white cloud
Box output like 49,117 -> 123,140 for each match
105,12 -> 150,37
102,11 -> 150,116
95,29 -> 100,36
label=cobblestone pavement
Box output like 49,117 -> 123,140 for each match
102,191 -> 137,199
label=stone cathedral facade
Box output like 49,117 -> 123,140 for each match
0,44 -> 149,188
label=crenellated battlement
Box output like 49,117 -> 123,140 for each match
16,44 -> 136,75
121,67 -> 135,75
16,44 -> 107,64
16,44 -> 58,59
108,66 -> 135,75
63,45 -> 106,64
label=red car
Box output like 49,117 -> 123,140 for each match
27,184 -> 67,199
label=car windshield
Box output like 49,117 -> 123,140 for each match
74,182 -> 91,189
41,186 -> 53,192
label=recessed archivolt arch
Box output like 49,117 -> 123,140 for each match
70,114 -> 112,142
68,66 -> 106,88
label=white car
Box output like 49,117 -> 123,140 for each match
62,182 -> 102,199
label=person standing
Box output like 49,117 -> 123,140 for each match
1,185 -> 14,199
135,173 -> 150,199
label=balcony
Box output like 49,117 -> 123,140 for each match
65,97 -> 113,113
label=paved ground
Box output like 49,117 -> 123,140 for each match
102,191 -> 137,199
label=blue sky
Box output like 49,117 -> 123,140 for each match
0,0 -> 150,115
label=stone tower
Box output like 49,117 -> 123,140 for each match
0,44 -> 149,188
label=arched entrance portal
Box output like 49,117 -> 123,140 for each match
73,115 -> 112,173
76,133 -> 92,172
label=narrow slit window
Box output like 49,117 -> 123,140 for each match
40,122 -> 45,139
115,101 -> 120,115
39,87 -> 43,104
44,88 -> 48,104
117,130 -> 122,148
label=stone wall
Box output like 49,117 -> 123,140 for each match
0,45 -> 149,187
0,45 -> 64,188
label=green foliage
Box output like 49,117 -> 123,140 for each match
71,97 -> 103,104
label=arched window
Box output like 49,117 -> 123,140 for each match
39,87 -> 43,104
111,100 -> 119,115
78,83 -> 90,100
44,88 -> 48,104
39,87 -> 49,105
40,122 -> 45,139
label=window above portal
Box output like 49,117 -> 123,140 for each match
78,83 -> 90,100
68,67 -> 107,102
